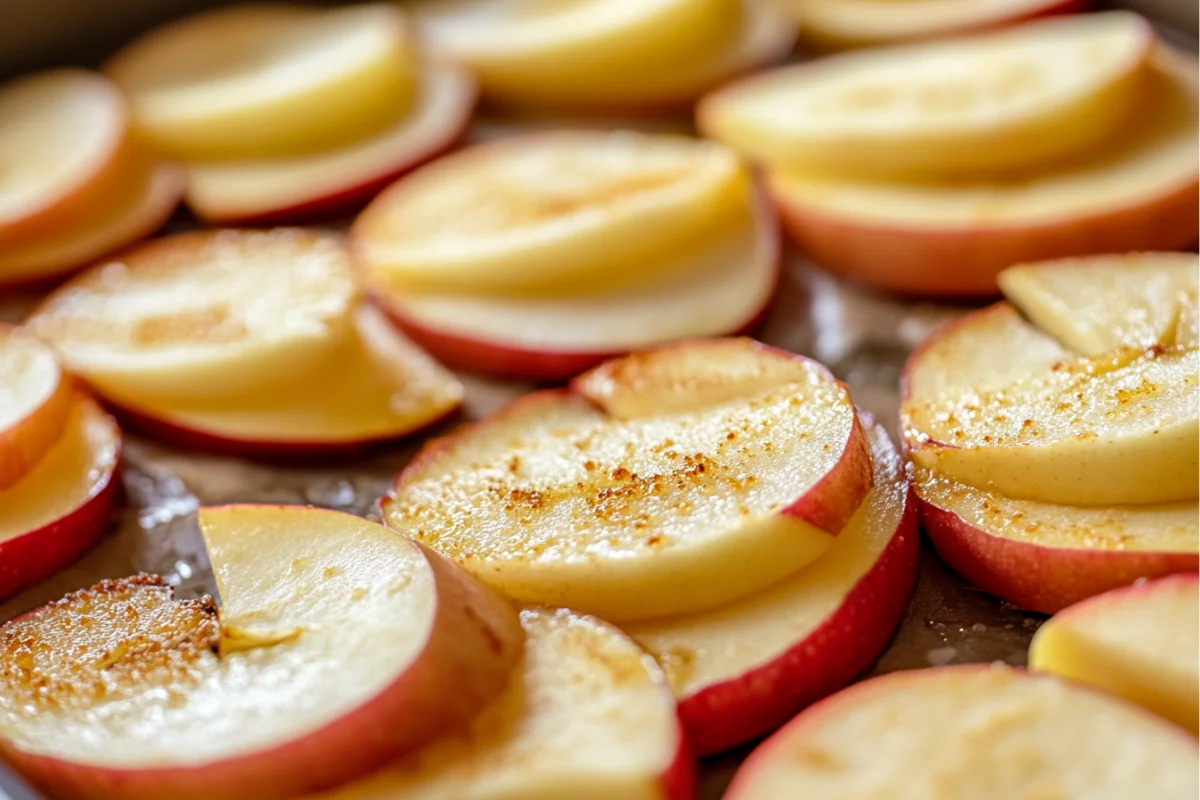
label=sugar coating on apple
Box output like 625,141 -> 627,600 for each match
0,398 -> 120,601
105,3 -> 415,160
0,327 -> 74,490
700,12 -> 1151,178
724,665 -> 1200,800
26,228 -> 360,402
1030,573 -> 1199,733
383,338 -> 873,622
307,606 -> 691,800
0,506 -> 523,800
627,413 -> 919,755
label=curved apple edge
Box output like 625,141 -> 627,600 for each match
0,402 -> 121,602
660,718 -> 698,800
1,513 -> 525,800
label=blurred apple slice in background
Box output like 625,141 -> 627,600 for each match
1030,573 -> 1198,732
383,338 -> 873,622
0,506 -> 524,800
0,327 -> 74,490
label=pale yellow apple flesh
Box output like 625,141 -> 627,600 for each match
1030,574 -> 1199,733
383,339 -> 872,622
0,328 -> 74,490
306,607 -> 686,800
724,666 -> 1200,800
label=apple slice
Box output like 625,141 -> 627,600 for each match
104,3 -> 415,161
371,188 -> 778,381
792,0 -> 1086,51
0,327 -> 74,490
26,228 -> 360,403
382,338 -> 873,622
0,506 -> 524,800
412,0 -> 793,111
106,306 -> 464,459
768,46 -> 1198,298
0,397 -> 119,601
353,130 -> 750,295
700,12 -> 1151,178
184,60 -> 475,225
627,413 -> 919,755
305,606 -> 692,800
723,665 -> 1200,800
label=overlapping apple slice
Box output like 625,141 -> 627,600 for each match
723,665 -> 1200,799
627,413 -> 918,755
411,0 -> 793,111
0,328 -> 74,489
1030,573 -> 1198,733
26,229 -> 463,458
306,607 -> 692,800
0,506 -> 524,800
384,338 -> 872,622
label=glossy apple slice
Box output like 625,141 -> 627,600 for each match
724,665 -> 1200,800
1029,573 -> 1198,733
26,228 -> 360,402
383,338 -> 873,622
372,188 -> 778,381
185,60 -> 475,225
0,327 -> 74,490
108,306 -> 463,459
0,397 -> 119,601
628,413 -> 918,755
353,130 -> 750,295
768,47 -> 1198,297
105,3 -> 415,160
0,506 -> 524,800
700,12 -> 1151,178
306,607 -> 692,800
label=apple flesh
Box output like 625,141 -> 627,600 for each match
0,505 -> 524,800
627,413 -> 919,755
1030,573 -> 1198,733
723,665 -> 1200,799
383,338 -> 873,622
0,327 -> 75,490
305,606 -> 693,800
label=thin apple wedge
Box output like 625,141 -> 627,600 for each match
0,506 -> 524,800
723,665 -> 1199,799
306,607 -> 692,800
0,327 -> 74,490
0,397 -> 119,601
627,413 -> 918,755
383,338 -> 872,622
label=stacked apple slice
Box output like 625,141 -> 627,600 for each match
903,252 -> 1198,613
700,12 -> 1199,296
0,328 -> 119,600
410,0 -> 794,112
25,228 -> 463,458
355,130 -> 781,380
104,3 -> 476,224
0,70 -> 182,288
382,337 -> 920,753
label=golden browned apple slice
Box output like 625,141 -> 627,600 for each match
724,666 -> 1199,800
0,327 -> 74,490
383,338 -> 873,622
0,506 -> 524,800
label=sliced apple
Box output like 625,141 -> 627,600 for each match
0,397 -> 119,601
769,46 -> 1199,297
353,129 -> 750,295
627,413 -> 918,755
383,338 -> 872,622
0,327 -> 74,490
104,3 -> 415,161
305,606 -> 692,800
0,505 -> 524,800
371,188 -> 778,381
723,665 -> 1200,800
700,12 -> 1150,178
412,0 -> 793,111
1030,573 -> 1198,733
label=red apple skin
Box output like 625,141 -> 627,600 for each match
0,402 -> 121,602
771,176 -> 1199,298
2,529 -> 525,800
660,721 -> 698,800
